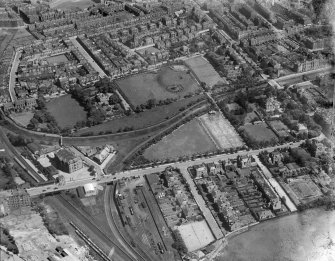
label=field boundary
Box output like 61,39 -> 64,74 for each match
196,117 -> 221,150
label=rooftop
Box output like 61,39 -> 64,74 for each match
55,149 -> 77,163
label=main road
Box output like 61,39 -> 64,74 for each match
27,140 -> 304,196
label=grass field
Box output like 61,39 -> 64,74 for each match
143,118 -> 217,160
184,56 -> 223,88
46,54 -> 68,65
10,111 -> 34,127
50,0 -> 94,10
116,67 -> 200,107
241,123 -> 278,143
75,95 -> 204,135
46,94 -> 87,129
198,113 -> 244,150
269,120 -> 289,131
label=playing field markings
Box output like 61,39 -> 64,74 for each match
197,118 -> 221,150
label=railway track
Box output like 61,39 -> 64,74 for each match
55,194 -> 137,261
105,185 -> 155,261
0,128 -> 45,184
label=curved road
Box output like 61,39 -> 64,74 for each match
1,98 -> 208,145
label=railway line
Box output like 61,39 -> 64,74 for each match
0,128 -> 45,183
55,194 -> 137,261
104,185 -> 155,261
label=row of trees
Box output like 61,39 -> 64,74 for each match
1,227 -> 19,254
0,156 -> 16,190
35,205 -> 69,236
124,107 -> 211,169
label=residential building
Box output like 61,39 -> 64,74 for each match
266,97 -> 281,112
54,148 -> 83,173
194,164 -> 208,178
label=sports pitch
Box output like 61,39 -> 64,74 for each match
288,177 -> 322,201
177,220 -> 215,252
116,67 -> 200,107
184,56 -> 223,88
198,113 -> 244,150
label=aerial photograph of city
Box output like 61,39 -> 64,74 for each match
0,0 -> 334,260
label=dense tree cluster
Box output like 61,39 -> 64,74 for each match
35,205 -> 68,236
0,156 -> 16,190
312,0 -> 327,18
28,95 -> 60,134
1,227 -> 19,254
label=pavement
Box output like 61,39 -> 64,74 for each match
27,141 -> 303,196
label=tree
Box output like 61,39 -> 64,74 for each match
146,99 -> 157,109
312,0 -> 327,18
109,95 -> 121,105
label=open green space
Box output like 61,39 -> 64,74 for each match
143,118 -> 217,161
116,67 -> 201,107
184,56 -> 223,88
46,54 -> 68,65
46,94 -> 87,129
50,0 -> 94,10
75,95 -> 204,136
10,111 -> 34,127
240,123 -> 278,143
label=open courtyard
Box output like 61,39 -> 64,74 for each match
116,67 -> 201,107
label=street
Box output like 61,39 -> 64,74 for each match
253,156 -> 298,212
179,165 -> 224,240
9,50 -> 21,102
27,141 -> 303,196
